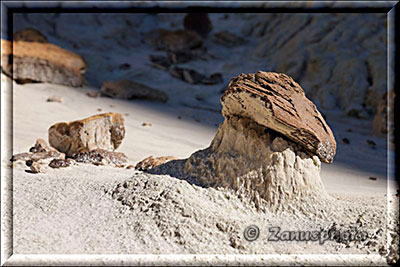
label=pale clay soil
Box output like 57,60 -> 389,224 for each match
1,74 -> 398,266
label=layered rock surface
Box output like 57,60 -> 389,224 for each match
1,39 -> 87,87
222,71 -> 336,163
48,113 -> 125,157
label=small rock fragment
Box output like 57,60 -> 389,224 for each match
101,80 -> 168,103
49,158 -> 71,168
48,112 -> 125,157
141,122 -> 152,127
149,55 -> 172,70
342,138 -> 350,144
118,63 -> 130,70
47,96 -> 63,103
366,139 -> 376,149
13,28 -> 48,43
29,161 -> 42,173
12,139 -> 65,164
170,66 -> 223,85
212,30 -> 244,47
369,177 -> 377,181
29,138 -> 58,153
73,149 -> 127,165
87,91 -> 100,98
11,152 -> 33,162
135,156 -> 177,171
142,29 -> 203,53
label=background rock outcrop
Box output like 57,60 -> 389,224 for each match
13,28 -> 48,43
243,13 -> 387,118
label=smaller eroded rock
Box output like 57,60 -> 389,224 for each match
135,156 -> 177,171
49,158 -> 72,168
48,113 -> 125,157
47,96 -> 63,103
1,39 -> 87,87
29,161 -> 42,174
101,80 -> 168,103
12,138 -> 65,163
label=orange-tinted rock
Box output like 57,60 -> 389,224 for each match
48,113 -> 125,157
1,39 -> 87,87
221,71 -> 336,163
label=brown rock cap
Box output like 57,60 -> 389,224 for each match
221,71 -> 336,163
48,113 -> 125,157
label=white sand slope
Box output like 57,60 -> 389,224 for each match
1,12 -> 398,266
1,74 -> 398,265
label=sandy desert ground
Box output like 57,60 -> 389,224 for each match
1,12 -> 399,266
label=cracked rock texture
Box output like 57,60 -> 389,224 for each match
184,116 -> 329,212
222,71 -> 336,163
48,113 -> 125,157
244,13 -> 387,117
1,39 -> 87,87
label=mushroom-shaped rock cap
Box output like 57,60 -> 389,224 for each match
221,71 -> 336,163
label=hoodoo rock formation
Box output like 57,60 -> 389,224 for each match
183,71 -> 336,210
